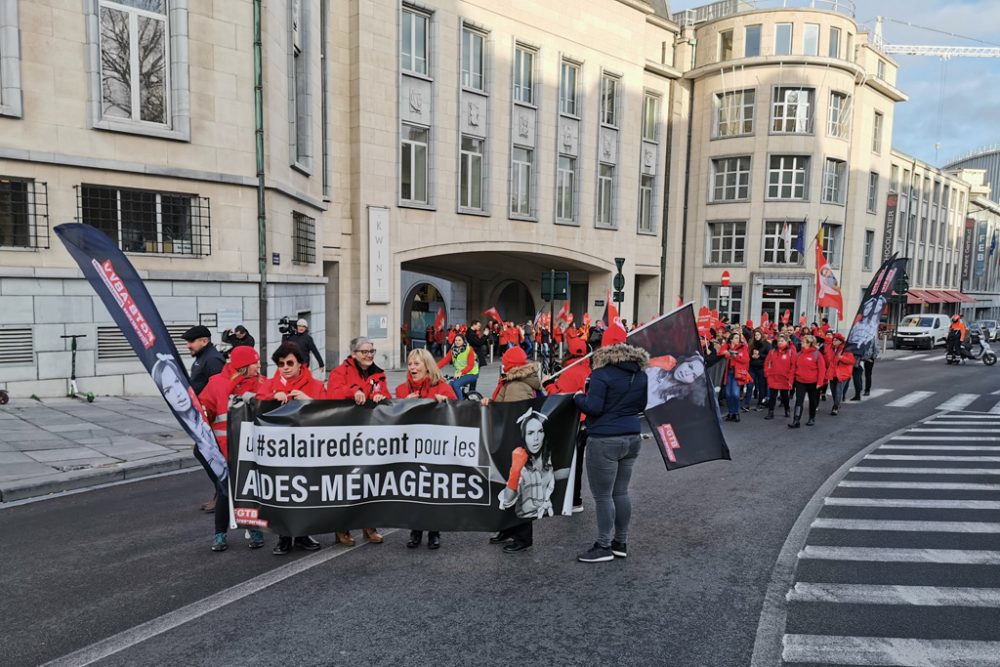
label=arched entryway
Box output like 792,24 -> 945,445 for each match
403,282 -> 446,347
494,279 -> 536,323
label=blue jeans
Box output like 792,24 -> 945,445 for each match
449,373 -> 478,397
725,372 -> 741,415
744,368 -> 767,407
586,434 -> 642,548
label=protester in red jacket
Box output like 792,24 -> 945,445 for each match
256,343 -> 325,403
543,337 -> 591,511
326,337 -> 390,404
763,334 -> 796,420
826,333 -> 856,416
789,335 -> 826,429
818,331 -> 835,400
719,332 -> 751,422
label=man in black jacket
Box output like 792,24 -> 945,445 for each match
466,320 -> 489,366
181,325 -> 227,512
283,319 -> 325,375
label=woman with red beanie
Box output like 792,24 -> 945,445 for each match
789,334 -> 826,428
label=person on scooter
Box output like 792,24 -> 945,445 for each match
437,333 -> 479,397
948,314 -> 968,362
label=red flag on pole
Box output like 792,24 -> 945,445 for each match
607,299 -> 627,337
481,306 -> 504,326
556,302 -> 572,323
696,306 -> 711,338
781,309 -> 791,325
761,312 -> 769,328
676,294 -> 683,308
815,243 -> 845,318
434,305 -> 446,333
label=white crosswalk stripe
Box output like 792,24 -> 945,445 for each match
922,354 -> 947,362
783,635 -> 1000,665
798,546 -> 1000,564
811,518 -> 1000,533
897,353 -> 929,361
936,393 -> 980,411
850,466 -> 1000,474
886,390 -> 935,407
787,583 -> 1000,607
865,388 -> 893,399
825,497 -> 1000,509
989,401 -> 1000,414
838,480 -> 1000,490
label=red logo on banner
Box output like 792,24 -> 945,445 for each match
93,258 -> 157,349
657,423 -> 681,463
235,508 -> 259,521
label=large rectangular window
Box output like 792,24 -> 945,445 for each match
78,184 -> 210,256
718,29 -> 734,61
642,92 -> 659,141
0,177 -> 48,249
98,0 -> 169,125
711,156 -> 751,202
822,158 -> 846,204
745,25 -> 761,57
707,221 -> 746,265
461,26 -> 485,91
597,164 -> 615,226
639,175 -> 654,233
400,124 -> 429,204
867,171 -> 880,214
863,229 -> 875,270
292,212 -> 316,264
459,135 -> 484,211
400,8 -> 428,75
0,0 -> 24,118
513,45 -> 534,104
827,91 -> 850,139
715,89 -> 755,138
762,221 -> 804,265
829,26 -> 841,58
872,111 -> 884,154
774,23 -> 793,56
767,155 -> 809,200
510,146 -> 533,217
289,0 -> 311,168
559,60 -> 578,115
556,155 -> 576,222
803,24 -> 819,56
821,222 -> 841,267
772,87 -> 814,133
600,74 -> 619,127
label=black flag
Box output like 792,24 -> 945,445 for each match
845,253 -> 908,361
54,223 -> 228,483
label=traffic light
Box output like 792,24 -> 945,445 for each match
892,273 -> 909,304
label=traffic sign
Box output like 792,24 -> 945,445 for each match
721,271 -> 731,287
541,271 -> 570,301
615,257 -> 626,272
613,273 -> 625,290
719,286 -> 731,297
612,290 -> 625,303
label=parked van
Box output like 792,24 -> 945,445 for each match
894,314 -> 951,349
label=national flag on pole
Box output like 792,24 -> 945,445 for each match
815,239 -> 844,318
991,231 -> 997,257
532,308 -> 543,329
434,305 -> 446,333
793,219 -> 806,258
481,306 -> 504,326
781,221 -> 793,263
555,301 -> 573,323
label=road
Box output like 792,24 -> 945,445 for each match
1,349 -> 998,667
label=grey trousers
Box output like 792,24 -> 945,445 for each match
586,434 -> 642,548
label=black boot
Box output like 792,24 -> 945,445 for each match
806,415 -> 816,426
407,530 -> 422,548
784,405 -> 790,418
788,405 -> 802,428
764,409 -> 774,420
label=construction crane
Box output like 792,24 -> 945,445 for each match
873,16 -> 1000,59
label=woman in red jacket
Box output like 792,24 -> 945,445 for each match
789,335 -> 826,428
396,348 -> 457,551
326,337 -> 390,405
763,334 -> 796,420
826,333 -> 856,416
719,332 -> 751,422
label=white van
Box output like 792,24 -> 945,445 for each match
894,314 -> 951,350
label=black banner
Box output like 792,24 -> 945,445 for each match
629,305 -> 731,470
54,223 -> 228,483
845,253 -> 908,361
881,193 -> 898,262
228,395 -> 580,535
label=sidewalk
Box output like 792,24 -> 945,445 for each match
0,362 -> 509,503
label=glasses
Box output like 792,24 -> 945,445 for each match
278,359 -> 299,367
355,349 -> 376,355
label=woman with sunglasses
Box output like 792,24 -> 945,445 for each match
325,337 -> 390,546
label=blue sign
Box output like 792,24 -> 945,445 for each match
975,225 -> 987,278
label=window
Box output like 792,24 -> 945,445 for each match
714,89 -> 755,137
876,59 -> 886,80
872,111 -> 884,153
78,184 -> 210,256
863,229 -> 875,270
827,91 -> 850,138
597,164 -> 615,226
821,222 -> 841,266
642,93 -> 659,141
762,221 -> 804,264
400,124 -> 429,204
711,157 -> 751,202
559,60 -> 578,115
513,45 -> 534,104
0,177 -> 49,249
0,0 -> 23,118
461,26 -> 485,91
867,171 -> 880,214
803,24 -> 819,56
745,25 -> 761,57
510,146 -> 533,217
600,74 -> 619,127
772,87 -> 813,133
292,212 -> 316,264
289,0 -> 311,168
556,156 -> 576,222
775,23 -> 792,55
822,158 -> 846,204
639,175 -> 655,233
459,136 -> 484,211
707,221 -> 746,264
706,284 -> 743,323
767,155 -> 809,200
400,8 -> 428,75
829,26 -> 841,58
719,29 -> 734,61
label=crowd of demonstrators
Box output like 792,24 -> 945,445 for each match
702,318 -> 877,428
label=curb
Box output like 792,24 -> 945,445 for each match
0,454 -> 199,503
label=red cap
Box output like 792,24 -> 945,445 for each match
567,338 -> 587,357
501,346 -> 528,370
745,320 -> 754,328
601,326 -> 627,347
833,333 -> 846,342
229,346 -> 259,369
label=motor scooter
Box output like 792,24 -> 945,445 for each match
945,330 -> 997,366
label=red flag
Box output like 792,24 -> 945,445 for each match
582,312 -> 591,328
608,299 -> 627,337
676,294 -> 683,308
696,306 -> 711,339
556,302 -> 572,323
434,306 -> 446,333
761,312 -> 769,327
481,306 -> 504,326
799,314 -> 807,326
815,243 -> 844,318
781,309 -> 791,325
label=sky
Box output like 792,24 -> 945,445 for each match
668,0 -> 1000,166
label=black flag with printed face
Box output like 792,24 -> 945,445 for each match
845,253 -> 908,361
54,223 -> 228,484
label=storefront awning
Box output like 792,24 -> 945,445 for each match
926,290 -> 956,303
905,291 -> 926,305
944,290 -> 977,304
908,289 -> 945,304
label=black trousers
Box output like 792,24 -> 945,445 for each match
573,428 -> 588,506
794,382 -> 820,419
214,491 -> 229,534
767,388 -> 791,410
497,521 -> 533,546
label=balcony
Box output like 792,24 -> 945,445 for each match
672,0 -> 856,28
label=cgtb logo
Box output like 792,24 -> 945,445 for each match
235,508 -> 258,521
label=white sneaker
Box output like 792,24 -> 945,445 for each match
572,504 -> 584,514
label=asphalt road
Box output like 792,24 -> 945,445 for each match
2,349 -> 998,667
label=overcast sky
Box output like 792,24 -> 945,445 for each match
668,0 -> 1000,166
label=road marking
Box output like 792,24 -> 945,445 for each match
906,428 -> 1000,433
40,531 -> 398,667
880,445 -> 1000,451
937,394 -> 981,411
867,454 -> 1000,462
782,634 -> 1000,666
990,401 -> 1000,415
886,391 -> 935,408
922,355 -> 947,362
839,480 -> 1000,490
992,389 -> 1000,396
825,497 -> 1000,510
811,518 -> 1000,533
799,545 -> 1000,564
887,435 -> 1000,441
787,582 -> 1000,607
928,415 -> 1000,420
850,466 -> 1000,475
897,353 -> 929,361
866,388 -> 893,399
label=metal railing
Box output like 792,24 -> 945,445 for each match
672,0 -> 855,27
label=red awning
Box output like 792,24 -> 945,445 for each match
945,290 -> 977,304
927,290 -> 958,303
906,291 -> 926,305
909,289 -> 945,304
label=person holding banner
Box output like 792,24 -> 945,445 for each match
198,346 -> 266,552
396,348 -> 458,549
788,335 -> 826,428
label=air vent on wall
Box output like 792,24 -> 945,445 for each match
97,325 -> 194,361
0,328 -> 33,365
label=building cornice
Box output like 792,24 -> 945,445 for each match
645,60 -> 683,80
646,13 -> 678,32
615,0 -> 653,16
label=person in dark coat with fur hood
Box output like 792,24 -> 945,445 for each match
573,326 -> 649,563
